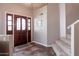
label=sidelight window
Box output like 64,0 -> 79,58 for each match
6,14 -> 13,34
28,18 -> 31,30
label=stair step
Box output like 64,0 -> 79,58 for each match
52,42 -> 68,56
61,38 -> 71,45
67,34 -> 71,40
56,40 -> 71,55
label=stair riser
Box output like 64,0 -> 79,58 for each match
52,44 -> 68,56
61,39 -> 71,45
67,34 -> 71,40
56,41 -> 71,55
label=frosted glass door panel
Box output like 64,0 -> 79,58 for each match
17,18 -> 21,30
22,18 -> 26,30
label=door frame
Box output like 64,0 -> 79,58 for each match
5,12 -> 32,55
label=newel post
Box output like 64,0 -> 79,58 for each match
71,25 -> 74,56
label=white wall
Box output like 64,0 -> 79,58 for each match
34,4 -> 60,46
47,3 -> 60,46
33,6 -> 47,46
60,4 -> 66,38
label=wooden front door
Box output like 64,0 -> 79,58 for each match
14,15 -> 27,46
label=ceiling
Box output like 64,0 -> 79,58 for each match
21,3 -> 47,10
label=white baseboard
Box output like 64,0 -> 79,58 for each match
32,41 -> 52,47
32,41 -> 48,47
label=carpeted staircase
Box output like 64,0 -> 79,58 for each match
52,34 -> 71,56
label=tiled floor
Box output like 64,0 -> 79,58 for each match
13,43 -> 56,56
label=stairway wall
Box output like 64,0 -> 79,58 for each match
66,3 -> 79,34
74,23 -> 79,56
